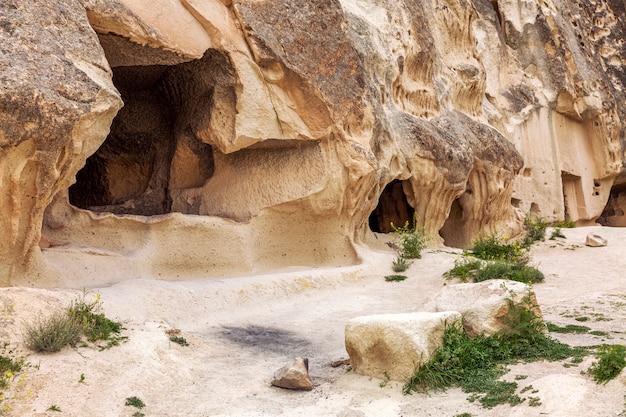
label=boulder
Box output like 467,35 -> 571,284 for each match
424,279 -> 544,338
271,357 -> 313,391
345,311 -> 461,382
585,233 -> 608,247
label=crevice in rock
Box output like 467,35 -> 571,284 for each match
368,179 -> 414,234
597,182 -> 626,226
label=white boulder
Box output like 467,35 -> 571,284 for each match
344,311 -> 461,381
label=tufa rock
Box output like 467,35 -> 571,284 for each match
271,357 -> 313,391
345,311 -> 461,382
424,279 -> 545,338
585,233 -> 608,247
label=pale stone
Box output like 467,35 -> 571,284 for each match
585,233 -> 608,247
271,357 -> 313,391
424,280 -> 545,338
345,311 -> 462,382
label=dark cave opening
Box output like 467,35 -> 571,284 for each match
368,179 -> 415,233
68,43 -> 227,216
69,65 -> 178,215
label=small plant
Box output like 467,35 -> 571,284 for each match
47,404 -> 62,412
547,323 -> 590,334
470,236 -> 526,262
444,257 -> 483,282
23,310 -> 82,352
78,373 -> 85,383
588,344 -> 626,384
391,215 -> 426,259
552,219 -> 576,228
68,294 -> 121,343
472,261 -> 544,284
385,274 -> 407,282
523,216 -> 547,247
392,256 -> 410,272
23,293 -> 125,353
454,413 -> 473,417
549,227 -> 566,240
125,396 -> 145,409
170,336 -> 189,347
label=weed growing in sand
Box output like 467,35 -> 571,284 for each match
549,228 -> 566,240
588,344 -> 626,384
23,310 -> 82,352
552,219 -> 576,228
125,396 -> 145,409
404,292 -> 586,408
391,215 -> 426,260
385,274 -> 407,282
166,329 -> 189,347
47,404 -> 61,412
23,293 -> 125,353
391,256 -> 410,272
546,323 -> 590,334
445,233 -> 544,284
522,216 -> 547,247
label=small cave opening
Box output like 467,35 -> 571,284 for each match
68,38 -> 229,216
69,65 -> 179,215
439,197 -> 466,248
598,182 -> 626,226
368,179 -> 415,233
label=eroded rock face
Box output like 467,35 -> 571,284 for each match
0,0 -> 122,285
1,0 -> 625,285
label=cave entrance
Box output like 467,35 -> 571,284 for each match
598,182 -> 626,226
369,179 -> 414,233
439,197 -> 466,248
68,35 -> 222,216
69,65 -> 178,215
561,171 -> 584,221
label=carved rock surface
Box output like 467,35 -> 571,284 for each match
424,280 -> 545,338
345,311 -> 462,381
0,0 -> 122,285
1,0 -> 626,285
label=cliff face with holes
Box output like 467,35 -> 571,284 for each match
1,0 -> 624,286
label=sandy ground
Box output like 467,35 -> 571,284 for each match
1,226 -> 626,417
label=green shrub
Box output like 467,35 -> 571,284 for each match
444,257 -> 483,282
473,261 -> 544,284
588,344 -> 626,384
23,293 -> 125,353
125,396 -> 145,409
68,294 -> 121,342
23,310 -> 82,352
470,236 -> 526,263
552,220 -> 576,228
445,257 -> 543,284
391,216 -> 426,259
404,292 -> 584,408
523,216 -> 547,247
385,274 -> 407,282
549,227 -> 566,240
392,256 -> 410,272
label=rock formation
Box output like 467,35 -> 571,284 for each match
1,0 -> 625,286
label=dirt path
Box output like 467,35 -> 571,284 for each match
1,226 -> 625,416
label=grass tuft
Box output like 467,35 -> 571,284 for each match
385,274 -> 408,282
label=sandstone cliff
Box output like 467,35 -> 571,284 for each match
0,0 -> 624,286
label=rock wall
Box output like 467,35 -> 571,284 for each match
1,0 -> 624,286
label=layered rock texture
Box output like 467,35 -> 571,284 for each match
1,0 -> 625,285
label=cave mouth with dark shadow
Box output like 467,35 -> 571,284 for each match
369,179 -> 415,233
69,65 -> 180,216
68,35 -> 225,217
